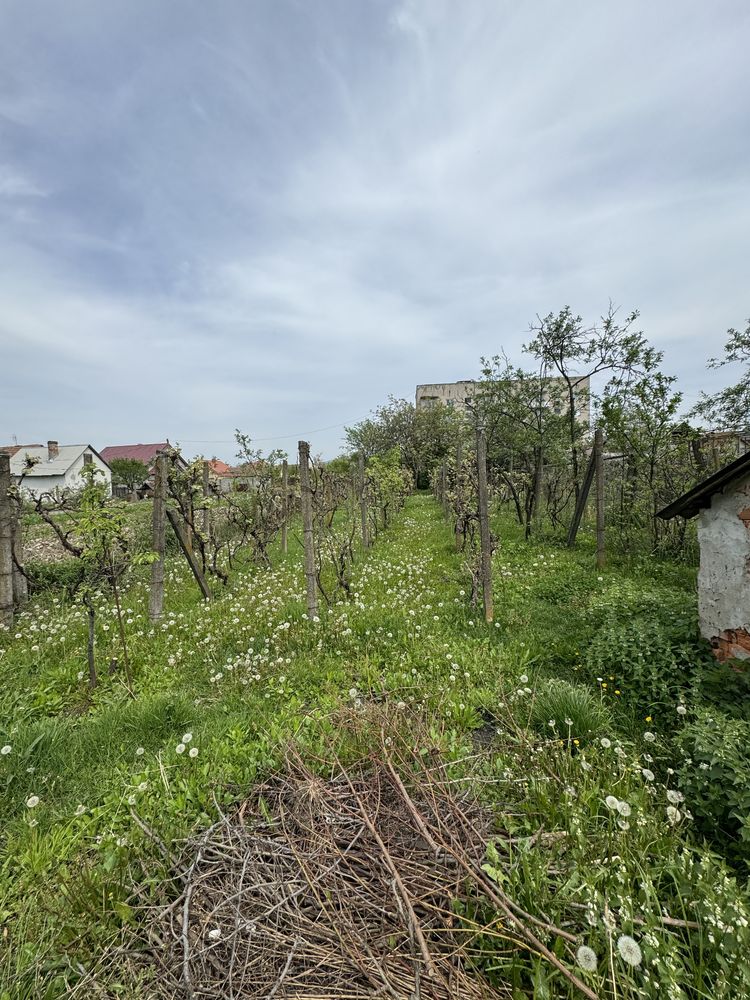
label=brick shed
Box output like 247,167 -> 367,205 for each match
658,451 -> 750,661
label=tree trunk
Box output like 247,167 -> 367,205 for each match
149,453 -> 167,621
476,425 -> 494,624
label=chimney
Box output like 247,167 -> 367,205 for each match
47,440 -> 59,461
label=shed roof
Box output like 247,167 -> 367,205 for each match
657,450 -> 750,520
9,445 -> 107,478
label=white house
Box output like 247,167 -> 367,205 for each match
658,450 -> 750,661
9,441 -> 112,498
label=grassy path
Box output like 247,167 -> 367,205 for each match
2,495 -> 749,999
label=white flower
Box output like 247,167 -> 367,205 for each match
1,745 -> 11,755
26,795 -> 40,809
666,789 -> 684,805
175,743 -> 186,755
74,804 -> 86,816
135,747 -> 145,756
617,801 -> 632,817
348,688 -> 358,700
600,737 -> 611,749
643,731 -> 656,742
189,747 -> 199,758
208,927 -> 222,940
605,795 -> 620,811
666,805 -> 681,825
519,674 -> 528,684
641,768 -> 655,782
576,945 -> 598,972
137,781 -> 148,792
676,705 -> 687,716
182,733 -> 193,743
617,934 -> 642,967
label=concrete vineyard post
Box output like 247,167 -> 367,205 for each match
298,441 -> 319,620
0,455 -> 13,629
595,427 -> 606,569
476,425 -> 494,624
149,452 -> 167,621
358,452 -> 369,549
281,459 -> 289,555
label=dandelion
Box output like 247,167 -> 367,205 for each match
666,805 -> 681,825
137,781 -> 148,792
576,945 -> 598,972
1,745 -> 11,755
617,934 -> 642,967
641,768 -> 655,782
600,737 -> 611,749
175,743 -> 186,755
643,732 -> 656,743
189,747 -> 199,758
348,688 -> 358,700
605,795 -> 619,811
26,795 -> 40,809
182,732 -> 193,743
617,801 -> 632,817
519,674 -> 528,684
74,804 -> 86,816
135,747 -> 145,756
666,789 -> 684,805
676,705 -> 687,716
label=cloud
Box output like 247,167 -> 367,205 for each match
0,0 -> 748,455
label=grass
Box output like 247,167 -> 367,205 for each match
1,495 -> 749,997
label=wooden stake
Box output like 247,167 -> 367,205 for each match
455,439 -> 464,551
476,425 -> 494,624
595,427 -> 606,569
202,460 -> 211,544
281,459 -> 289,554
166,508 -> 211,600
567,445 -> 596,547
298,441 -> 318,620
149,452 -> 167,621
0,455 -> 14,629
358,452 -> 369,549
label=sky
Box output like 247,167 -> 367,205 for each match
1,0 -> 749,460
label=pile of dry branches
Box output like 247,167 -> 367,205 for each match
132,727 -> 597,1000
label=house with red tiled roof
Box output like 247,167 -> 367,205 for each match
99,442 -> 186,471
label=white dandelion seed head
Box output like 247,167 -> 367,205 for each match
74,803 -> 86,816
175,743 -> 186,755
189,747 -> 199,758
617,801 -> 632,817
605,795 -> 620,811
1,745 -> 11,755
26,795 -> 40,809
643,731 -> 656,742
182,733 -> 193,743
617,934 -> 642,967
642,768 -> 655,782
666,789 -> 684,805
666,805 -> 681,825
576,945 -> 598,972
676,705 -> 687,716
600,737 -> 611,748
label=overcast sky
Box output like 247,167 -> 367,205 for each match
1,0 -> 748,459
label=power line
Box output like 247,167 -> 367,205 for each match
179,419 -> 360,446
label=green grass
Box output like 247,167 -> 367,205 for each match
1,495 -> 749,998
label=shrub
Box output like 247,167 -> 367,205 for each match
529,678 -> 612,743
675,709 -> 750,859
